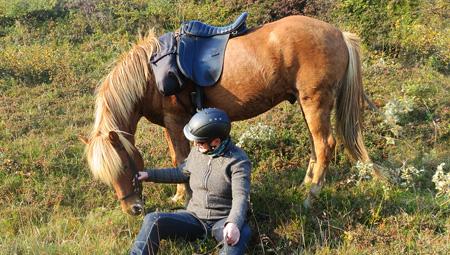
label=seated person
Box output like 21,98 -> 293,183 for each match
130,108 -> 252,255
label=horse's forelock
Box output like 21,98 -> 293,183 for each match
86,135 -> 122,186
86,133 -> 136,186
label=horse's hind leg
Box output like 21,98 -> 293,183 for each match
300,106 -> 317,185
298,84 -> 336,207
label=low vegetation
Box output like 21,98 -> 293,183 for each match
1,0 -> 448,254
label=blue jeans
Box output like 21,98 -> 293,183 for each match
130,211 -> 252,255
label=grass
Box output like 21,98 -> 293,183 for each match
1,0 -> 449,254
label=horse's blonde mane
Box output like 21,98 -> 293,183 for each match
86,31 -> 159,185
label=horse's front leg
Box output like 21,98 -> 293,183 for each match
163,127 -> 191,203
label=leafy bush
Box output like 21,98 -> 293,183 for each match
0,43 -> 72,85
0,0 -> 58,18
334,0 -> 449,72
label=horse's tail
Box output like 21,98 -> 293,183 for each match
335,32 -> 370,163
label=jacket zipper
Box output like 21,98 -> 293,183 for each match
202,157 -> 212,189
203,157 -> 212,214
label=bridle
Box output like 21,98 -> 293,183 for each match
113,130 -> 144,202
119,151 -> 143,202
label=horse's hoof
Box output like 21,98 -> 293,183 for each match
303,192 -> 318,209
303,197 -> 312,209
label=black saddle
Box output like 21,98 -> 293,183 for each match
149,12 -> 248,105
177,12 -> 248,87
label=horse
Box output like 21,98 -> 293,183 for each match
81,15 -> 380,215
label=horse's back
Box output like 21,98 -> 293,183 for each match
207,15 -> 349,120
222,15 -> 348,83
231,16 -> 345,52
266,16 -> 349,89
243,15 -> 348,69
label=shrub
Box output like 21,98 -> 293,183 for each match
334,0 -> 449,72
236,122 -> 276,149
0,0 -> 58,18
0,43 -> 72,85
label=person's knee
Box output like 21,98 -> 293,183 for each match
130,240 -> 147,255
143,212 -> 162,226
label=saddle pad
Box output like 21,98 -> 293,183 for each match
177,33 -> 230,87
149,32 -> 186,96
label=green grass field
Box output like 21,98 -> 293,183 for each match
1,1 -> 449,254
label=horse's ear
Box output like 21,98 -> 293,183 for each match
108,131 -> 121,147
79,135 -> 89,145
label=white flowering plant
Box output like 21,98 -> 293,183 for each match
352,160 -> 424,190
354,161 -> 374,183
236,123 -> 276,149
396,162 -> 424,189
432,163 -> 449,198
382,97 -> 414,144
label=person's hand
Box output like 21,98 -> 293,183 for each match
137,171 -> 149,181
223,222 -> 240,246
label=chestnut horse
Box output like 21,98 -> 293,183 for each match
82,15 -> 377,215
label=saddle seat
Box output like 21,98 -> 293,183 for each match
177,12 -> 248,87
181,12 -> 248,37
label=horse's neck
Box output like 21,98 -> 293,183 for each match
140,81 -> 165,126
94,105 -> 141,139
134,73 -> 190,127
121,112 -> 141,135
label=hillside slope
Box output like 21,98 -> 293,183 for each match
0,1 -> 448,254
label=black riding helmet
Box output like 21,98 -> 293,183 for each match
183,108 -> 231,142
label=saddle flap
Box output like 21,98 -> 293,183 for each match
150,32 -> 186,96
177,33 -> 230,87
150,32 -> 176,63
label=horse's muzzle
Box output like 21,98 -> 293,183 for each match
130,203 -> 144,215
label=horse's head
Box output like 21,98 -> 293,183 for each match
81,131 -> 145,215
81,31 -> 160,215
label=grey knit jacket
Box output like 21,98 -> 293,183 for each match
145,141 -> 251,229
